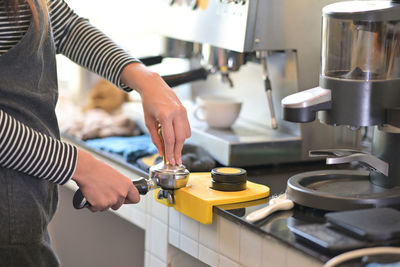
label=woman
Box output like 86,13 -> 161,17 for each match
0,0 -> 191,265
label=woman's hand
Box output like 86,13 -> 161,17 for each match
72,149 -> 140,212
121,63 -> 191,165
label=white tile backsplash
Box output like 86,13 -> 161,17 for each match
219,254 -> 240,267
179,234 -> 199,259
114,204 -> 132,222
150,254 -> 167,267
169,228 -> 180,248
199,244 -> 219,267
180,214 -> 200,241
199,219 -> 218,251
169,207 -> 181,231
145,215 -> 152,250
262,236 -> 287,267
145,251 -> 151,267
136,194 -> 147,211
218,216 -> 240,262
286,247 -> 323,267
150,218 -> 168,261
145,193 -> 153,214
239,228 -> 263,267
130,208 -> 146,230
151,197 -> 169,224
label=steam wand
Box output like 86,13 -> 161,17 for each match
218,65 -> 234,88
260,51 -> 278,129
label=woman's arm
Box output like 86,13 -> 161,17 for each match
50,0 -> 139,91
0,109 -> 139,211
49,0 -> 191,165
0,109 -> 76,184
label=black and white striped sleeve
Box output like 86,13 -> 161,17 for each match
0,109 -> 77,185
49,0 -> 140,92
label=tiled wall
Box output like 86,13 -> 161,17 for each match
166,204 -> 323,267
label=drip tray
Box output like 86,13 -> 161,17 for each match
286,170 -> 400,211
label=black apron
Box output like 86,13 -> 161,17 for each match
0,1 -> 61,266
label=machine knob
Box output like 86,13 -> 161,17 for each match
186,0 -> 198,9
220,0 -> 244,4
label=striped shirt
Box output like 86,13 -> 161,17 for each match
0,0 -> 139,184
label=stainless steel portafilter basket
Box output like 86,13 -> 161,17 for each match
150,161 -> 190,190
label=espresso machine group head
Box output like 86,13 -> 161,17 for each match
155,37 -> 249,90
282,0 -> 400,210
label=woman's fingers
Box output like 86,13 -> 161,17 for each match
120,63 -> 191,166
158,120 -> 176,165
111,197 -> 126,211
158,106 -> 191,166
173,115 -> 191,165
146,117 -> 164,156
124,185 -> 140,204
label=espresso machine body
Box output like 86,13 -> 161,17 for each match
148,0 -> 360,166
282,0 -> 400,210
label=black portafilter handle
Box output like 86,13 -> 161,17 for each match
72,177 -> 150,209
138,55 -> 164,66
161,67 -> 209,87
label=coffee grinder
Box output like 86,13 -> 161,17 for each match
282,0 -> 400,211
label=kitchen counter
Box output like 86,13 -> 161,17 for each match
60,134 -> 400,267
214,163 -> 342,263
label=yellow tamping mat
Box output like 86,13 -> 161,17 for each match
154,172 -> 270,224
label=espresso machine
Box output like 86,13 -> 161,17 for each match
282,0 -> 400,210
142,0 -> 361,166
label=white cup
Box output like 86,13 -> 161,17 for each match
193,95 -> 242,129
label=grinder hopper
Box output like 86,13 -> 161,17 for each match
281,0 -> 400,211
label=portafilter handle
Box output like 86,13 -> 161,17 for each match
73,178 -> 157,209
309,149 -> 389,176
161,67 -> 209,88
138,55 -> 164,66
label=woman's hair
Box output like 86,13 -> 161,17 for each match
4,0 -> 49,37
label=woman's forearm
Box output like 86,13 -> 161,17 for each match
0,109 -> 77,184
120,62 -> 191,166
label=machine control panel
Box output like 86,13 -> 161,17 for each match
220,0 -> 246,4
151,0 -> 338,52
166,0 -> 246,9
154,0 -> 254,52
